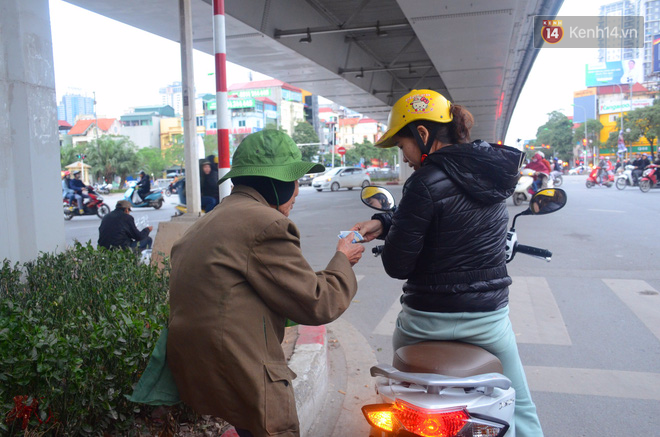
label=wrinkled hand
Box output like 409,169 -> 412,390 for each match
337,234 -> 365,266
350,219 -> 383,243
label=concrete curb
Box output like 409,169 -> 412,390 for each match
289,325 -> 328,437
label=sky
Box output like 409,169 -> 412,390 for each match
49,0 -> 605,145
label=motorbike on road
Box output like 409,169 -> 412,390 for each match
586,167 -> 614,188
615,164 -> 636,190
63,186 -> 110,220
639,164 -> 660,192
512,168 -> 551,206
359,186 -> 568,437
124,183 -> 164,210
549,170 -> 563,187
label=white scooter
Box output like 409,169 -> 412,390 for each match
359,186 -> 567,437
512,168 -> 552,206
615,164 -> 636,190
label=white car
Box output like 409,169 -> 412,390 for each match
312,167 -> 371,192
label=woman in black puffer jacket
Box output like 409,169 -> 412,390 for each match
352,89 -> 543,437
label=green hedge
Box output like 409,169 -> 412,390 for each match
0,243 -> 170,435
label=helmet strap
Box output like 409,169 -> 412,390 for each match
409,122 -> 440,163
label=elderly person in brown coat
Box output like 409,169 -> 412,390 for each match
167,130 -> 364,437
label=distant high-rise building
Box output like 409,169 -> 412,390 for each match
57,91 -> 95,126
159,81 -> 184,115
598,0 -> 660,83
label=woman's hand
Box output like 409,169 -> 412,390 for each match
350,220 -> 383,242
337,234 -> 365,266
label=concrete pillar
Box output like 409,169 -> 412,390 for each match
0,0 -> 65,264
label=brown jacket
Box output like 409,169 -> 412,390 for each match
167,185 -> 358,436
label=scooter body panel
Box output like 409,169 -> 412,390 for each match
124,186 -> 164,208
376,380 -> 515,420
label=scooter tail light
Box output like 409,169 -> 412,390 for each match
362,403 -> 402,433
395,400 -> 469,437
362,401 -> 508,437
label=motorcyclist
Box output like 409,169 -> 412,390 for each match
61,171 -> 75,203
631,153 -> 649,185
524,151 -> 551,194
596,157 -> 611,185
351,89 -> 542,436
69,170 -> 88,214
552,157 -> 562,172
135,171 -> 151,203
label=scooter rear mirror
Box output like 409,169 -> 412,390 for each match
360,186 -> 396,211
529,188 -> 567,215
510,188 -> 567,230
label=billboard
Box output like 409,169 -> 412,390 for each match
599,98 -> 654,114
586,58 -> 643,87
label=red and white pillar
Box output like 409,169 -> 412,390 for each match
214,0 -> 231,199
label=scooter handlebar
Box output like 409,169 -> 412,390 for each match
516,244 -> 552,260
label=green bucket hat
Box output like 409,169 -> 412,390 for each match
218,130 -> 326,185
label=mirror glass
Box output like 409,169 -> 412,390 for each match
361,186 -> 396,211
529,188 -> 567,215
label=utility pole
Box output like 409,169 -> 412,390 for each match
179,0 -> 201,215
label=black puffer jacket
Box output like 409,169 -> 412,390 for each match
376,140 -> 523,313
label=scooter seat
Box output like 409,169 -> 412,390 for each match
393,341 -> 503,377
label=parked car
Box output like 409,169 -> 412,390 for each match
312,167 -> 371,192
298,173 -> 314,186
568,165 -> 586,175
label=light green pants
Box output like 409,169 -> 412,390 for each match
392,304 -> 543,437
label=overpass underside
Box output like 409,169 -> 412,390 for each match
62,0 -> 563,141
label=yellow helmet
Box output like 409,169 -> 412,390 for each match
375,89 -> 452,148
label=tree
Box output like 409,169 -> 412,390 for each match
291,121 -> 320,162
60,143 -> 88,169
85,135 -> 139,186
203,133 -> 217,157
162,134 -> 185,167
136,147 -> 168,178
534,111 -> 574,160
572,118 -> 604,150
624,99 -> 660,156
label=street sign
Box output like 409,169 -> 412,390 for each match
337,146 -> 346,156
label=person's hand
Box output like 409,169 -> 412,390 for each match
337,234 -> 364,266
350,219 -> 383,242
147,226 -> 154,232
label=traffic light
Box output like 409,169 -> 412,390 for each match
582,138 -> 587,146
76,154 -> 86,160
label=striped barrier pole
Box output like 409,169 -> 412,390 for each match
214,0 -> 231,199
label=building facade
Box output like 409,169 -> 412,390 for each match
119,105 -> 175,149
68,117 -> 121,147
227,79 -> 304,135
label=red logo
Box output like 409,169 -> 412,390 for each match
541,19 -> 563,44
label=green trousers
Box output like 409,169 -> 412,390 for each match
392,305 -> 543,437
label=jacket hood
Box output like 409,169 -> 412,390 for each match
424,140 -> 524,205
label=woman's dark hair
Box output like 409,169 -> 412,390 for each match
396,104 -> 474,145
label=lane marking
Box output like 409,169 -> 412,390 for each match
372,296 -> 401,336
587,209 -> 626,213
508,276 -> 572,345
526,366 -> 660,400
602,279 -> 660,342
355,274 -> 365,282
